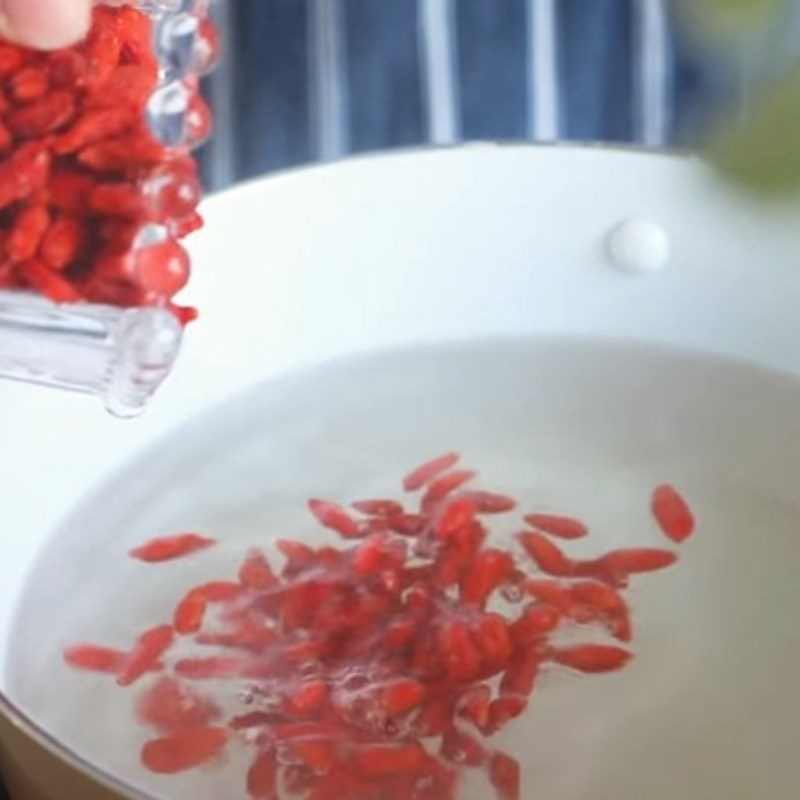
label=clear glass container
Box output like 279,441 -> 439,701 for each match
0,0 -> 217,417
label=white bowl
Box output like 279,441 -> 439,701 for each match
1,144 -> 799,800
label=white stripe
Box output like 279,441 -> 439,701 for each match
418,0 -> 460,145
635,0 -> 671,146
205,0 -> 237,189
526,0 -> 560,141
309,0 -> 350,160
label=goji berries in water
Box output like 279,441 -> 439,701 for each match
65,454 -> 694,799
0,6 -> 207,322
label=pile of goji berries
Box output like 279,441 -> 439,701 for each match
65,453 -> 695,799
0,5 -> 209,323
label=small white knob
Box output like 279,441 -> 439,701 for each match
606,219 -> 671,275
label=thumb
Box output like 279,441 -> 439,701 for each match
0,0 -> 92,50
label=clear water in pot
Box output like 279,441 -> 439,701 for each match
5,338 -> 800,800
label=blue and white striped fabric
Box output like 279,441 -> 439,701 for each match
199,0 -> 791,191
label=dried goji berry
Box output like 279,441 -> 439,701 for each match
441,726 -> 488,766
247,750 -> 278,798
140,726 -> 228,774
652,484 -> 695,543
117,624 -> 174,687
40,215 -> 85,270
9,67 -> 50,103
7,205 -> 49,263
524,512 -> 588,540
239,549 -> 278,590
129,533 -> 216,563
403,451 -> 461,491
352,499 -> 404,517
0,143 -> 51,210
137,676 -> 219,733
422,469 -> 476,508
517,532 -> 574,577
489,752 -> 520,800
551,644 -> 631,673
352,742 -> 428,776
173,589 -> 209,635
63,644 -> 127,674
7,91 -> 76,138
308,499 -> 362,539
460,548 -> 515,605
19,258 -> 80,303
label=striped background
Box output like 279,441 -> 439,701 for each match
197,0 -> 788,191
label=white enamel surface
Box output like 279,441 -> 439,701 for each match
1,143 -> 800,797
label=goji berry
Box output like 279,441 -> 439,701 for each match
40,215 -> 85,270
247,750 -> 278,798
517,531 -> 574,576
7,205 -> 49,263
308,499 -> 362,539
524,512 -> 588,539
551,644 -> 632,673
7,91 -> 76,138
403,451 -> 461,491
140,726 -> 228,774
137,676 -> 219,733
117,624 -> 174,687
63,644 -> 127,674
129,533 -> 216,563
489,752 -> 520,800
652,484 -> 695,543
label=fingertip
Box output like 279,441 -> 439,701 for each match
0,0 -> 92,50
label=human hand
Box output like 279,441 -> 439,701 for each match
0,0 -> 92,50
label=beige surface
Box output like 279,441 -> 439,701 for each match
0,712 -> 125,800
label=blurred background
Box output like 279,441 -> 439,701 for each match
198,0 -> 800,194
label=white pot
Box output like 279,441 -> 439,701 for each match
1,144 -> 799,800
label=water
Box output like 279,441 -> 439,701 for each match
5,338 -> 800,799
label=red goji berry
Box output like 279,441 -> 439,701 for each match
500,649 -> 541,696
551,644 -> 631,673
652,484 -> 695,543
517,532 -> 574,576
40,216 -> 85,271
403,451 -> 461,491
422,469 -> 476,508
63,644 -> 127,674
117,624 -> 174,687
461,490 -> 517,514
353,743 -> 428,776
352,498 -> 404,517
173,589 -> 209,635
524,512 -> 588,540
137,676 -> 219,733
239,549 -> 278,590
129,533 -> 216,563
381,679 -> 425,716
140,726 -> 228,774
0,143 -> 51,210
7,91 -> 76,138
19,259 -> 80,303
247,750 -> 278,799
489,752 -> 520,800
7,205 -> 50,263
460,548 -> 515,605
441,726 -> 488,766
308,499 -> 362,539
